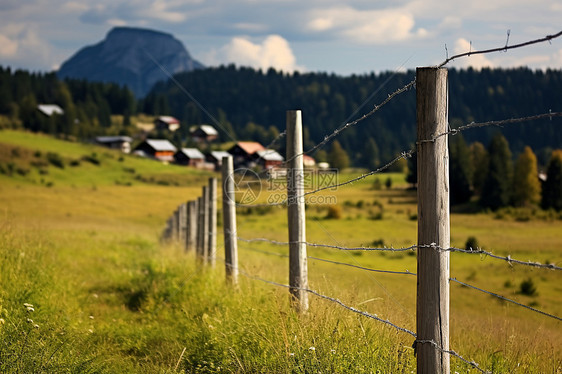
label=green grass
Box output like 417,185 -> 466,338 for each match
0,129 -> 560,373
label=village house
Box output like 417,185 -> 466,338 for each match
303,155 -> 316,168
37,104 -> 64,117
206,150 -> 231,171
95,136 -> 133,153
133,139 -> 177,162
154,116 -> 180,132
190,125 -> 218,143
255,149 -> 284,170
227,141 -> 266,168
174,148 -> 205,167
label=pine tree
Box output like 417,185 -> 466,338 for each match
480,133 -> 513,210
513,146 -> 541,206
470,142 -> 488,196
362,137 -> 380,171
541,150 -> 562,211
449,135 -> 473,205
328,140 -> 350,170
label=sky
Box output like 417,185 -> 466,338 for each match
1,0 -> 561,76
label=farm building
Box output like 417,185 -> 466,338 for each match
154,116 -> 180,132
133,139 -> 177,162
207,150 -> 231,171
190,125 -> 218,142
175,148 -> 205,167
255,149 -> 284,169
37,104 -> 64,117
95,136 -> 133,153
228,141 -> 266,168
303,155 -> 316,168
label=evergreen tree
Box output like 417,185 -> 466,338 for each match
541,150 -> 562,211
328,140 -> 350,170
406,150 -> 417,188
513,146 -> 541,206
361,137 -> 380,170
470,141 -> 488,196
449,135 -> 473,205
480,133 -> 513,210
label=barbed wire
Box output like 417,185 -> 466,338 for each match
282,79 -> 416,167
414,340 -> 489,374
239,244 -> 416,276
439,245 -> 561,271
236,236 -> 560,270
450,278 -> 562,321
235,149 -> 415,209
437,30 -> 562,68
218,257 -> 486,373
419,111 -> 562,144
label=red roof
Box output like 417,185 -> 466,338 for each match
236,141 -> 265,155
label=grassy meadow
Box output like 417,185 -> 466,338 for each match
0,129 -> 560,373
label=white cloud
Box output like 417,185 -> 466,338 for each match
204,35 -> 305,73
452,38 -> 494,70
0,34 -> 18,57
307,6 -> 426,44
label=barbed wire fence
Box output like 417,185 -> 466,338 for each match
159,30 -> 562,374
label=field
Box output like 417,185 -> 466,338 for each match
0,129 -> 560,373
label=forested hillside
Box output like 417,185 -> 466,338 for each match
143,65 -> 562,166
1,64 -> 561,167
0,67 -> 136,138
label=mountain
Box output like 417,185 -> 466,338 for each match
57,27 -> 204,97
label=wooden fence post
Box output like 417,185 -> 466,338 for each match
416,67 -> 450,374
201,185 -> 210,263
179,203 -> 187,246
186,200 -> 198,252
196,196 -> 204,260
173,208 -> 180,241
286,110 -> 309,312
221,156 -> 238,284
208,177 -> 217,267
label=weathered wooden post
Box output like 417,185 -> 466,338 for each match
186,200 -> 198,252
179,203 -> 187,246
221,156 -> 238,284
196,196 -> 204,259
286,110 -> 309,312
173,208 -> 180,241
201,185 -> 210,263
207,177 -> 217,266
416,67 -> 450,374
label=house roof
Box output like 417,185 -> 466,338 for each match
95,136 -> 133,144
194,125 -> 218,136
209,150 -> 231,161
178,148 -> 205,159
156,116 -> 179,124
256,149 -> 284,162
145,139 -> 177,152
235,141 -> 265,155
37,104 -> 64,116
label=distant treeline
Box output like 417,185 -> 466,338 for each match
1,64 -> 561,168
144,65 -> 562,167
0,66 -> 135,138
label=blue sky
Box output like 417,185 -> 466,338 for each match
1,0 -> 561,75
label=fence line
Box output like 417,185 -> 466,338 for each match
420,111 -> 562,144
238,244 -> 417,276
238,243 -> 561,322
237,236 -> 560,270
437,30 -> 562,68
217,257 -> 488,374
450,278 -> 562,321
